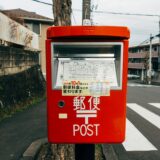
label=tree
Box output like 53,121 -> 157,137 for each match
51,1 -> 74,159
52,0 -> 72,26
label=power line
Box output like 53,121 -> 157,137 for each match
32,0 -> 160,18
93,10 -> 160,17
32,0 -> 52,6
74,9 -> 160,17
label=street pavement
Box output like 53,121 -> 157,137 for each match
0,83 -> 160,160
0,100 -> 47,160
109,83 -> 160,160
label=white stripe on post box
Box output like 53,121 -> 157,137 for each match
59,113 -> 68,119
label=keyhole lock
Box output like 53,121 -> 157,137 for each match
58,100 -> 65,108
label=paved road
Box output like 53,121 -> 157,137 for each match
0,100 -> 47,160
1,84 -> 160,160
110,84 -> 160,160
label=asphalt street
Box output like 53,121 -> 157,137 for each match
0,100 -> 47,160
0,84 -> 160,160
109,83 -> 160,160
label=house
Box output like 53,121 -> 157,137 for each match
2,9 -> 54,77
128,37 -> 160,82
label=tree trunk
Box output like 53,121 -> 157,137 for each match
52,0 -> 72,26
51,1 -> 73,159
51,144 -> 75,160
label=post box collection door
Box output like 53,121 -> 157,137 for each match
46,26 -> 130,143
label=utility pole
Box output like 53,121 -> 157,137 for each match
75,1 -> 95,160
148,34 -> 153,84
82,0 -> 91,25
158,16 -> 160,71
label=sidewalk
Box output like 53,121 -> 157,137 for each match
0,100 -> 47,160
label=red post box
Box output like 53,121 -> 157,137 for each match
46,26 -> 130,143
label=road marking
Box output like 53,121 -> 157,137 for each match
58,113 -> 68,119
149,103 -> 160,109
123,119 -> 157,151
127,83 -> 159,87
127,103 -> 160,129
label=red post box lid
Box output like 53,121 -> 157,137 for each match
47,26 -> 130,39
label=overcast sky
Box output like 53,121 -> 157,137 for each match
0,0 -> 160,46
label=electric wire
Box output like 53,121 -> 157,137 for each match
32,0 -> 160,18
32,0 -> 52,6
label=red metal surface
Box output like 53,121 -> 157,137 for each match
47,26 -> 130,39
46,26 -> 130,143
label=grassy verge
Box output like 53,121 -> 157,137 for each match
0,95 -> 46,122
95,144 -> 105,160
36,144 -> 105,160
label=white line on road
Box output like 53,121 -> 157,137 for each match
127,103 -> 160,129
127,83 -> 159,87
123,119 -> 157,151
149,103 -> 160,109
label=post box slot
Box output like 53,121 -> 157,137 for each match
51,42 -> 123,90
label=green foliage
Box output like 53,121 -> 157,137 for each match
0,95 -> 46,122
95,144 -> 105,160
0,65 -> 46,121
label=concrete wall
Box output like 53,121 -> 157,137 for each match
0,12 -> 39,50
39,24 -> 51,77
0,45 -> 39,76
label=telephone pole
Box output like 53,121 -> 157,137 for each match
82,0 -> 91,25
75,2 -> 95,160
158,16 -> 160,71
148,34 -> 153,84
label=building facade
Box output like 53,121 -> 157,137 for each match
2,9 -> 54,77
0,11 -> 39,76
128,38 -> 160,83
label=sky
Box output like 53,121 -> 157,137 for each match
0,0 -> 160,46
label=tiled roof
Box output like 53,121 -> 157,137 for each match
1,8 -> 53,21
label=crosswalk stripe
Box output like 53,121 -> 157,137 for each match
123,119 -> 157,151
149,103 -> 160,109
127,103 -> 160,129
128,83 -> 151,87
127,83 -> 159,87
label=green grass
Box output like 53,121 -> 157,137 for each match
0,95 -> 46,122
95,144 -> 105,160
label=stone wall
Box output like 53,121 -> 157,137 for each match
0,65 -> 45,108
0,45 -> 39,76
0,45 -> 45,109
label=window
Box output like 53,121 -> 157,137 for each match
32,23 -> 40,35
25,22 -> 40,35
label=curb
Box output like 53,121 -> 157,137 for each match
102,144 -> 118,160
21,137 -> 47,160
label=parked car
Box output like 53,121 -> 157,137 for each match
128,74 -> 140,79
